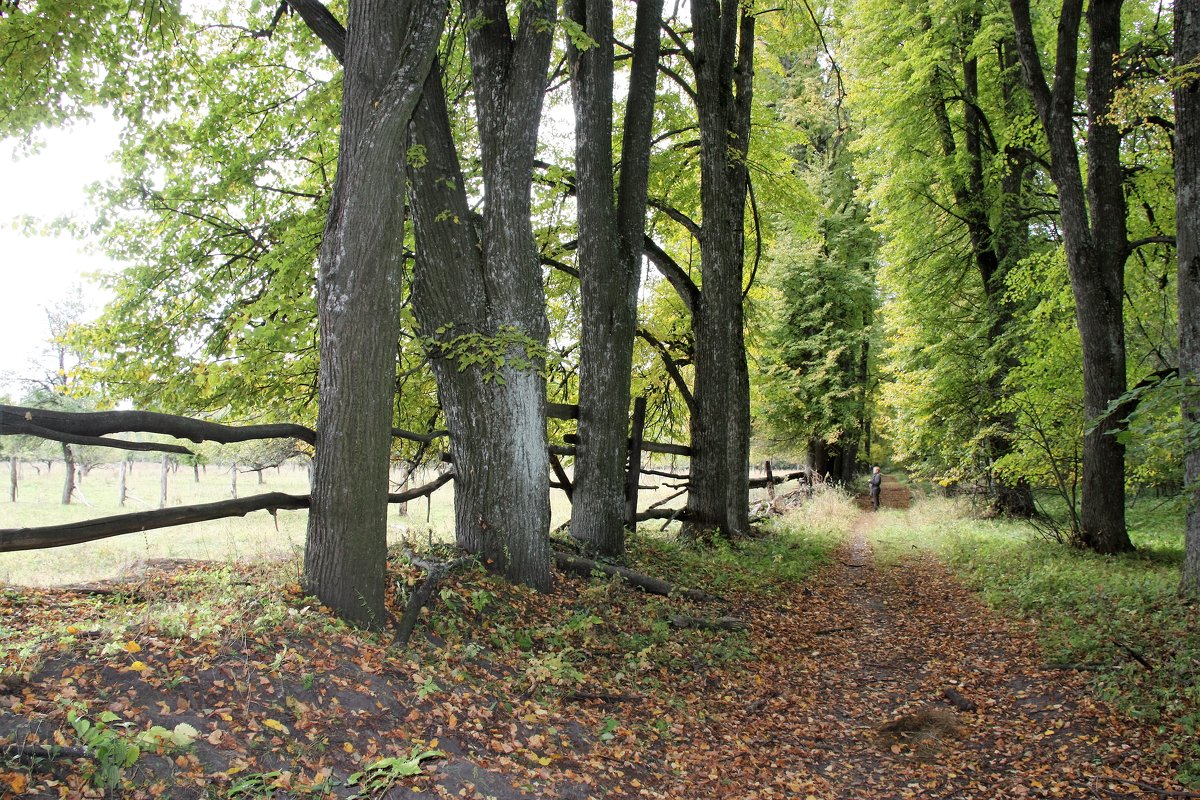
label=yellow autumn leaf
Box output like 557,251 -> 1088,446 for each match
65,625 -> 79,634
129,660 -> 149,672
3,772 -> 28,794
263,718 -> 290,734
123,641 -> 142,653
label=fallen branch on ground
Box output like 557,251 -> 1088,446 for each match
1,743 -> 91,762
565,691 -> 643,704
552,551 -> 722,603
669,614 -> 748,631
393,549 -> 477,647
1086,775 -> 1200,798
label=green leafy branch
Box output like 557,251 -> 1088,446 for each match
421,325 -> 554,384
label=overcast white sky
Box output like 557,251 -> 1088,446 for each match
0,118 -> 121,396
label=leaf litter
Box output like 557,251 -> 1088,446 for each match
0,516 -> 1191,799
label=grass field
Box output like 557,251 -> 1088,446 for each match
0,458 -> 731,587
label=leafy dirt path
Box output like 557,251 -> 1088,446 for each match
0,513 -> 1191,799
647,513 -> 1185,799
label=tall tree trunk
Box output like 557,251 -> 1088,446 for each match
60,443 -> 75,505
567,0 -> 663,556
9,456 -> 16,502
159,453 -> 169,508
303,1 -> 446,627
686,1 -> 754,538
408,0 -> 557,589
1010,0 -> 1133,552
1178,0 -> 1200,595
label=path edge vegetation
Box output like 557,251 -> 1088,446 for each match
0,493 -> 853,797
871,494 -> 1200,787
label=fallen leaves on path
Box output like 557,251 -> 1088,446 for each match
0,518 -> 1189,799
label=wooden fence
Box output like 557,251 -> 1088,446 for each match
0,401 -> 813,552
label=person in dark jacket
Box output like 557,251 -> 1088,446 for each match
869,466 -> 882,510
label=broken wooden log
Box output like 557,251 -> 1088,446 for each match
943,686 -> 977,712
635,507 -> 693,522
668,614 -> 748,631
553,551 -> 721,603
393,550 -> 477,647
565,691 -> 643,704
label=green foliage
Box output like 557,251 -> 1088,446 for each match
346,749 -> 445,799
422,324 -> 555,383
752,40 -> 878,464
65,1 -> 340,421
0,0 -> 184,138
66,708 -> 142,791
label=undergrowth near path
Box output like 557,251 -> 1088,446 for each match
871,496 -> 1200,787
0,496 -> 853,798
2,488 -> 1193,797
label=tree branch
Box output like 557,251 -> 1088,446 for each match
0,405 -> 316,447
643,235 -> 699,314
0,473 -> 454,553
637,328 -> 695,413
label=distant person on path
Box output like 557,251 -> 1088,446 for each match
869,466 -> 882,510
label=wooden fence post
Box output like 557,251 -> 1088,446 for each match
625,396 -> 647,529
159,454 -> 169,508
765,460 -> 775,500
117,460 -> 127,507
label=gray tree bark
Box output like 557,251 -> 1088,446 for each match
303,0 -> 446,628
685,1 -> 755,538
407,0 -> 557,590
566,0 -> 663,556
1178,0 -> 1200,595
1010,0 -> 1134,552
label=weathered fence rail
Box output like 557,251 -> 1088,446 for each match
1,399 -> 813,553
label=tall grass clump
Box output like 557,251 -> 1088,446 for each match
625,485 -> 850,597
874,495 -> 1200,786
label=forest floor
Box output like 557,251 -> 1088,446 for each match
0,504 -> 1191,799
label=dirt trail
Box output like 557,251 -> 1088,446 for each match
651,512 -> 1181,799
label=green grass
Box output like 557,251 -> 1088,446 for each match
0,458 -> 691,587
873,494 -> 1200,786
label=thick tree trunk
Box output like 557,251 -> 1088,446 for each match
566,0 -> 663,556
303,1 -> 445,628
685,1 -> 755,539
407,0 -> 557,590
1010,0 -> 1132,552
1178,0 -> 1200,595
60,443 -> 75,505
409,78 -> 551,587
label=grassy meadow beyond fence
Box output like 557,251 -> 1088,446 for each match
0,459 -> 469,587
